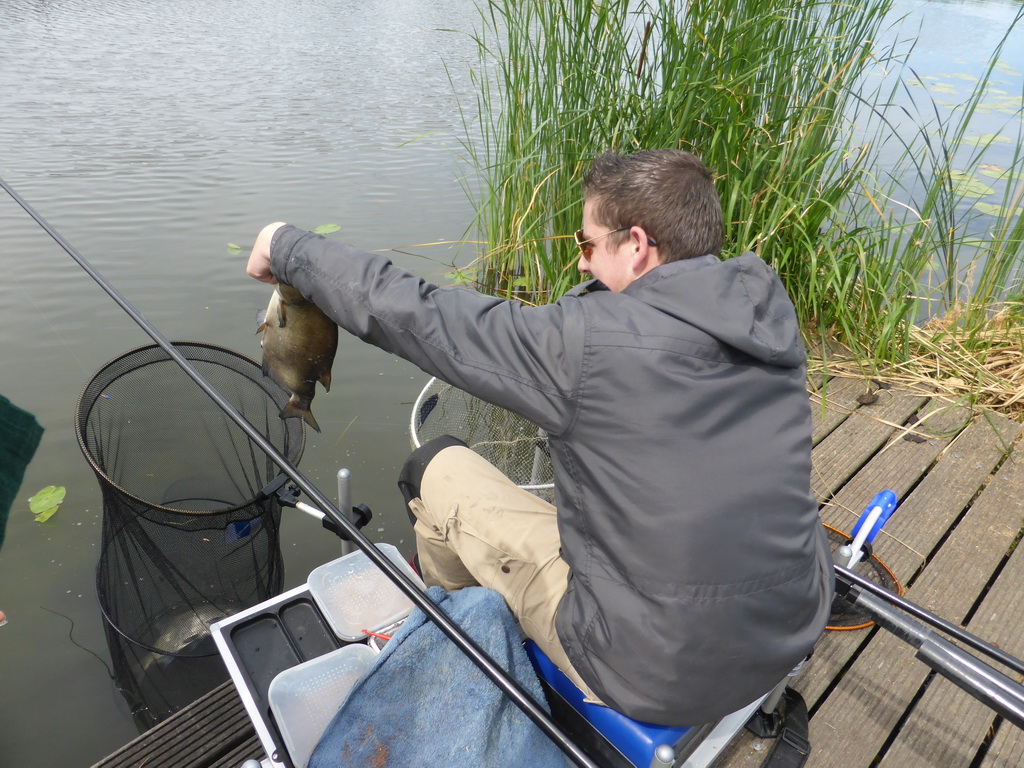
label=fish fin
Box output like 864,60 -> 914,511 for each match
281,400 -> 321,433
256,309 -> 267,333
303,411 -> 322,433
276,300 -> 287,328
319,370 -> 332,392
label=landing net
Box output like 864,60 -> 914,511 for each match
410,377 -> 555,504
76,341 -> 304,728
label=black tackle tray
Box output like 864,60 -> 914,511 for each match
211,584 -> 357,768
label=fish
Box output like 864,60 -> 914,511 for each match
135,603 -> 232,676
257,282 -> 338,433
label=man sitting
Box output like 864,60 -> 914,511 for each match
246,148 -> 833,725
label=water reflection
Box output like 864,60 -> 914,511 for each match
1,1 -> 478,764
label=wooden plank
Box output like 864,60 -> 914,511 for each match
817,399 -> 974,537
809,376 -> 871,445
980,720 -> 1024,768
791,410 -> 1020,711
805,443 -> 1024,767
879,451 -> 1024,768
879,679 -> 996,767
810,389 -> 929,502
209,735 -> 265,768
91,681 -> 256,768
863,410 -> 1021,582
787,402 -> 973,711
718,407 -> 1022,768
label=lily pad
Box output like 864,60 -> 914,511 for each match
962,133 -> 1014,147
29,486 -> 66,523
974,202 -> 1024,218
312,224 -> 341,235
949,171 -> 995,198
978,166 -> 1024,182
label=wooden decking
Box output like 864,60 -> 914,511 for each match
92,681 -> 263,768
94,377 -> 1024,768
721,376 -> 1024,768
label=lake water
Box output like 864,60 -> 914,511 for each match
0,1 -> 1020,766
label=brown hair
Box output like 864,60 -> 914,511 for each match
583,149 -> 723,262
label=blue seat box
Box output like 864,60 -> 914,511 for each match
525,640 -> 696,768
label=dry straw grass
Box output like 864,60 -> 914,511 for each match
809,307 -> 1024,421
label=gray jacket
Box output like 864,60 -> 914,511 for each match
270,226 -> 833,725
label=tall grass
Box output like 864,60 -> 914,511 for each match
463,0 -> 891,303
459,0 -> 1024,409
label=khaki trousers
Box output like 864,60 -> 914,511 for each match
406,444 -> 601,703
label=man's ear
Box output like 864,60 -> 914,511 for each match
629,226 -> 659,274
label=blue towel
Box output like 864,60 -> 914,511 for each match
310,586 -> 566,768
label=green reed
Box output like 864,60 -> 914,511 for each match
460,0 -> 1024,372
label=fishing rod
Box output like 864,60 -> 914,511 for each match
835,565 -> 1024,729
0,176 -> 600,768
835,564 -> 1024,677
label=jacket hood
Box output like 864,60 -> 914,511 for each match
621,252 -> 806,368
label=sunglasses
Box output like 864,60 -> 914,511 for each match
573,227 -> 657,259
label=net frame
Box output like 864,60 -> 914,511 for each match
78,342 -> 305,651
410,377 -> 555,500
76,342 -> 305,727
824,523 -> 902,631
76,341 -> 305,517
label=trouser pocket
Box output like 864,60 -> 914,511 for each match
449,513 -> 540,613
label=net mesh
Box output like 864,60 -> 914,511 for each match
824,524 -> 902,630
76,342 -> 304,729
411,377 -> 555,504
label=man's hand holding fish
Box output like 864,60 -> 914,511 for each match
246,222 -> 288,284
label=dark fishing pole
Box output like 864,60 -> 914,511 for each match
0,175 -> 600,768
835,564 -> 1024,677
837,568 -> 1024,729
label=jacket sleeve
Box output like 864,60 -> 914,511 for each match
270,225 -> 583,434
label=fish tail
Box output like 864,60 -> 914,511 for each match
303,411 -> 321,433
281,399 -> 321,433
